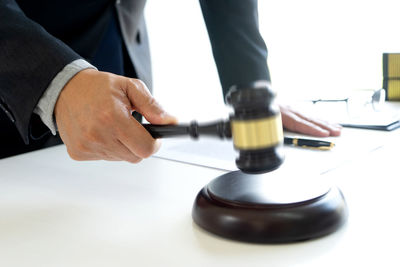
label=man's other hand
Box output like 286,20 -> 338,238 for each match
54,69 -> 177,163
280,105 -> 342,137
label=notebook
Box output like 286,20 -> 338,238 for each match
339,110 -> 400,131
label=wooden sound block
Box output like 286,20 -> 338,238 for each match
192,171 -> 348,243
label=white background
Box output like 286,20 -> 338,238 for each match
145,0 -> 400,122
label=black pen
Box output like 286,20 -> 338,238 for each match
284,137 -> 335,150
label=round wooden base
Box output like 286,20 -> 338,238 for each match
192,171 -> 348,243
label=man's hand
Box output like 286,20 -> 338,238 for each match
280,105 -> 342,137
54,69 -> 177,163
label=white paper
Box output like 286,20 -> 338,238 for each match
153,127 -> 387,176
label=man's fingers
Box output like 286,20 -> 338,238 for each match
290,110 -> 342,137
110,139 -> 143,163
282,112 -> 330,137
117,111 -> 161,159
305,118 -> 342,136
65,131 -> 142,163
124,79 -> 177,125
280,105 -> 342,137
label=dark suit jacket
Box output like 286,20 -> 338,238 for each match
0,0 -> 270,155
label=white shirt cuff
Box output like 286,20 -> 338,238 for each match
33,59 -> 96,135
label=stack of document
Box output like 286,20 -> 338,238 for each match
340,109 -> 400,131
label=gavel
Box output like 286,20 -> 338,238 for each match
141,80 -> 348,244
142,81 -> 284,174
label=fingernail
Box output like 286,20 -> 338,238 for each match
154,139 -> 162,153
161,112 -> 178,124
318,129 -> 330,137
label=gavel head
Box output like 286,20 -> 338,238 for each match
226,81 -> 284,174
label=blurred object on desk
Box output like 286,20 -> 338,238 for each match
304,90 -> 400,131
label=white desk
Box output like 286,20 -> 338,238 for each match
1,127 -> 400,267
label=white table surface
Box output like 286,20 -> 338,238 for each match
1,127 -> 400,267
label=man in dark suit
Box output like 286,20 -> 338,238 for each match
0,0 -> 341,160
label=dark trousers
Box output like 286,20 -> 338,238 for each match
0,9 -> 139,159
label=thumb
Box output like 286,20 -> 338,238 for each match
125,78 -> 177,125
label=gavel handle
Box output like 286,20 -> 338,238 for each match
142,120 -> 232,139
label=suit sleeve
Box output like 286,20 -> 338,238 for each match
0,0 -> 81,144
199,0 -> 271,97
